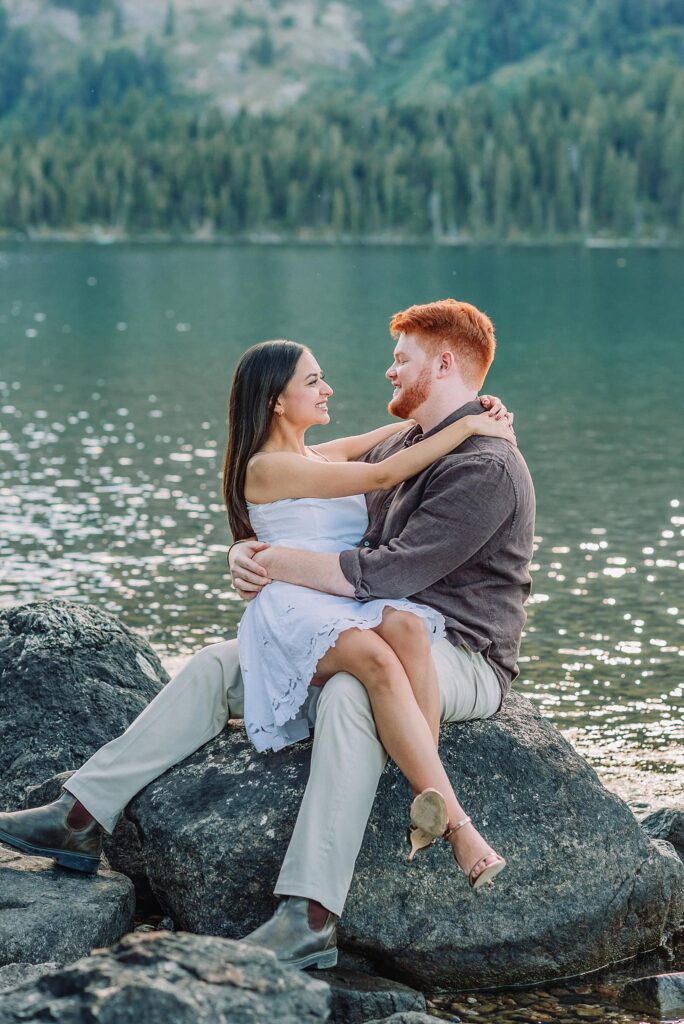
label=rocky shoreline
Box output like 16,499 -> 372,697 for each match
1,600 -> 682,1023
1,230 -> 682,250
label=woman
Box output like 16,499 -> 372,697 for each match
223,339 -> 515,888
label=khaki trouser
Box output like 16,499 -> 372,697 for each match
64,637 -> 501,917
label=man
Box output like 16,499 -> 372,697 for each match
0,298 -> 534,972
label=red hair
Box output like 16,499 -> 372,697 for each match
389,298 -> 495,388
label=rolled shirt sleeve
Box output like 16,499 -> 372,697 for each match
339,457 -> 516,601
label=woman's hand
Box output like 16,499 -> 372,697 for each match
480,394 -> 514,427
229,539 -> 272,601
467,412 -> 517,445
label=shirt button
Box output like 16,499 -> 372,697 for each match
363,541 -> 370,547
385,501 -> 391,509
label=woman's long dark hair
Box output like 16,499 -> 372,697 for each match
223,339 -> 306,541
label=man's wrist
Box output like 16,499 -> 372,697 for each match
338,547 -> 361,596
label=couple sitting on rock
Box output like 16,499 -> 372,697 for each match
0,297 -> 535,971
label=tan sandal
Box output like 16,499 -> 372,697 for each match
407,788 -> 448,861
407,788 -> 449,861
410,789 -> 506,889
466,851 -> 507,889
444,816 -> 507,889
407,825 -> 436,861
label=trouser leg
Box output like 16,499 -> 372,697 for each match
274,639 -> 501,917
274,671 -> 387,918
64,639 -> 243,834
433,641 -> 502,723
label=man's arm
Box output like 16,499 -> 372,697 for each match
255,547 -> 354,596
234,456 -> 514,601
229,541 -> 353,599
339,457 -> 515,600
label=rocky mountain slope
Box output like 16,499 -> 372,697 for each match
4,0 -> 684,113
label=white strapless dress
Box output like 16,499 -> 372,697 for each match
238,493 -> 446,753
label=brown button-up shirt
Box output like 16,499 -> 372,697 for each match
338,401 -> 536,702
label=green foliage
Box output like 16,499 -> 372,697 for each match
0,0 -> 682,240
0,4 -> 32,116
111,5 -> 123,38
8,38 -> 171,131
250,28 -> 275,66
231,8 -> 263,30
52,0 -> 109,16
164,2 -> 175,37
76,42 -> 169,107
1,59 -> 682,241
348,0 -> 684,98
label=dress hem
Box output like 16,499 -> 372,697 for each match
243,600 -> 446,754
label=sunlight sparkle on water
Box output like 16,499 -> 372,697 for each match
2,245 -> 683,817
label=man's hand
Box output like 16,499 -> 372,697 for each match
229,540 -> 272,602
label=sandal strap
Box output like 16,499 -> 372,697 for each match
468,852 -> 502,879
443,815 -> 471,840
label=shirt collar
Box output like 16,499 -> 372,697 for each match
403,400 -> 484,447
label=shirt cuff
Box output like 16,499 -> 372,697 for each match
339,547 -> 369,600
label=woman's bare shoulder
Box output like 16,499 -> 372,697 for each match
246,450 -> 304,477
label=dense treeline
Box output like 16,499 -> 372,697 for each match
1,57 -> 682,241
0,0 -> 683,240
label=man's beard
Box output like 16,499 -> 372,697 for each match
387,365 -> 432,419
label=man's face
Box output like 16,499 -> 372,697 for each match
386,333 -> 434,419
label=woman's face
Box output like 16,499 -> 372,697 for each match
277,349 -> 333,429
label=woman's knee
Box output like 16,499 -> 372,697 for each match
321,630 -> 401,697
362,634 -> 404,683
380,610 -> 430,650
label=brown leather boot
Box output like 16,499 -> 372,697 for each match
242,897 -> 338,970
0,791 -> 103,873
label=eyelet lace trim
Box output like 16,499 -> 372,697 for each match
241,602 -> 446,753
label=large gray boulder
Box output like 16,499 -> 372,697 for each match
641,807 -> 684,862
0,600 -> 167,809
0,963 -> 57,994
312,967 -> 426,1023
619,972 -> 684,1016
0,930 -> 330,1023
128,692 -> 684,990
0,846 -> 134,966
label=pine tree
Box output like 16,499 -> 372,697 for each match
164,3 -> 175,37
494,152 -> 512,237
245,153 -> 270,229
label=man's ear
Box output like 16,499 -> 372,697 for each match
436,350 -> 455,377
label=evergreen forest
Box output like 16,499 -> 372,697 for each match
1,0 -> 683,242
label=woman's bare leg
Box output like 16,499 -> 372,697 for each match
315,627 -> 499,882
374,609 -> 441,749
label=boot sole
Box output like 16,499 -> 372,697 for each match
286,947 -> 338,970
0,828 -> 100,874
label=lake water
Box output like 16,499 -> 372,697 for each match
0,243 -> 682,814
